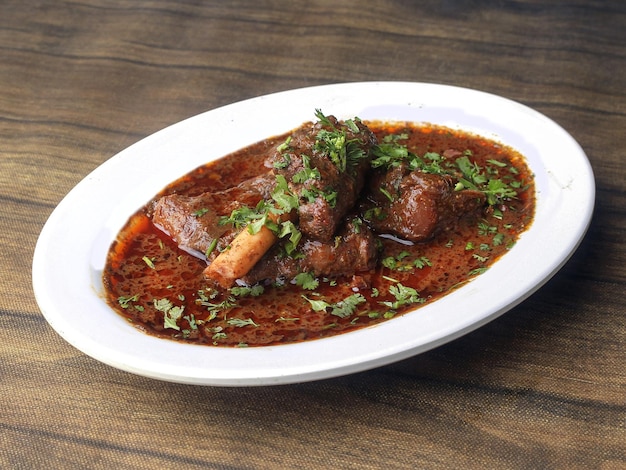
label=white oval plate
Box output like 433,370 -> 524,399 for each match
33,82 -> 595,386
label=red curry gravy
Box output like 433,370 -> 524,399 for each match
103,122 -> 535,347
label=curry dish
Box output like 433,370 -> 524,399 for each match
103,111 -> 535,347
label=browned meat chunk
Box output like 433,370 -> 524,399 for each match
152,173 -> 275,258
268,113 -> 376,242
151,116 -> 486,289
242,218 -> 378,285
363,164 -> 486,242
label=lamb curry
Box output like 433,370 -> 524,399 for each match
103,111 -> 535,347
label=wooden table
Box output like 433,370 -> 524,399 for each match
1,1 -> 624,468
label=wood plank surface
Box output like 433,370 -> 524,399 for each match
1,1 -> 624,468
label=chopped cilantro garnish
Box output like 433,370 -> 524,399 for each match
154,298 -> 185,331
118,294 -> 140,309
294,272 -> 319,290
330,294 -> 366,318
487,158 -> 508,167
230,285 -> 265,297
142,256 -> 155,269
275,316 -> 299,322
276,136 -> 292,154
205,238 -> 218,259
212,331 -> 227,342
314,108 -> 333,127
413,256 -> 432,269
469,267 -> 489,276
227,317 -> 259,328
313,109 -> 367,173
302,293 -> 366,318
277,220 -> 302,256
292,155 -> 321,183
301,295 -> 328,312
382,252 -> 431,271
380,283 -> 423,310
272,175 -> 299,213
192,208 -> 209,217
492,233 -> 505,246
196,291 -> 236,318
379,187 -> 395,202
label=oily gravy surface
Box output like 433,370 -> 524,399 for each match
103,121 -> 534,347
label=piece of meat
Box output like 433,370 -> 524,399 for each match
362,164 -> 486,242
268,114 -> 376,242
242,218 -> 379,285
151,173 -> 275,258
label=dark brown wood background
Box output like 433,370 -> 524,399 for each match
1,1 -> 624,468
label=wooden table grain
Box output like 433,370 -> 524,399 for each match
1,1 -> 624,468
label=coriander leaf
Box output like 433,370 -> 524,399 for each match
469,267 -> 488,276
212,331 -> 227,341
227,317 -> 259,328
380,283 -> 423,310
275,316 -> 300,322
118,294 -> 139,309
230,285 -> 265,297
153,298 -> 173,312
382,256 -> 398,269
345,118 -> 360,133
330,293 -> 366,318
314,108 -> 333,127
142,256 -> 155,269
492,233 -> 505,246
487,158 -> 508,167
276,136 -> 292,154
154,298 -> 184,331
484,178 -> 517,205
302,295 -> 330,312
196,294 -> 236,317
184,314 -> 198,330
278,220 -> 302,255
302,293 -> 366,319
272,174 -> 299,212
164,314 -> 180,331
192,208 -> 209,217
205,238 -> 218,258
292,155 -> 321,183
379,187 -> 395,202
220,205 -> 261,229
295,272 -> 319,290
371,136 -> 410,168
413,256 -> 432,269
